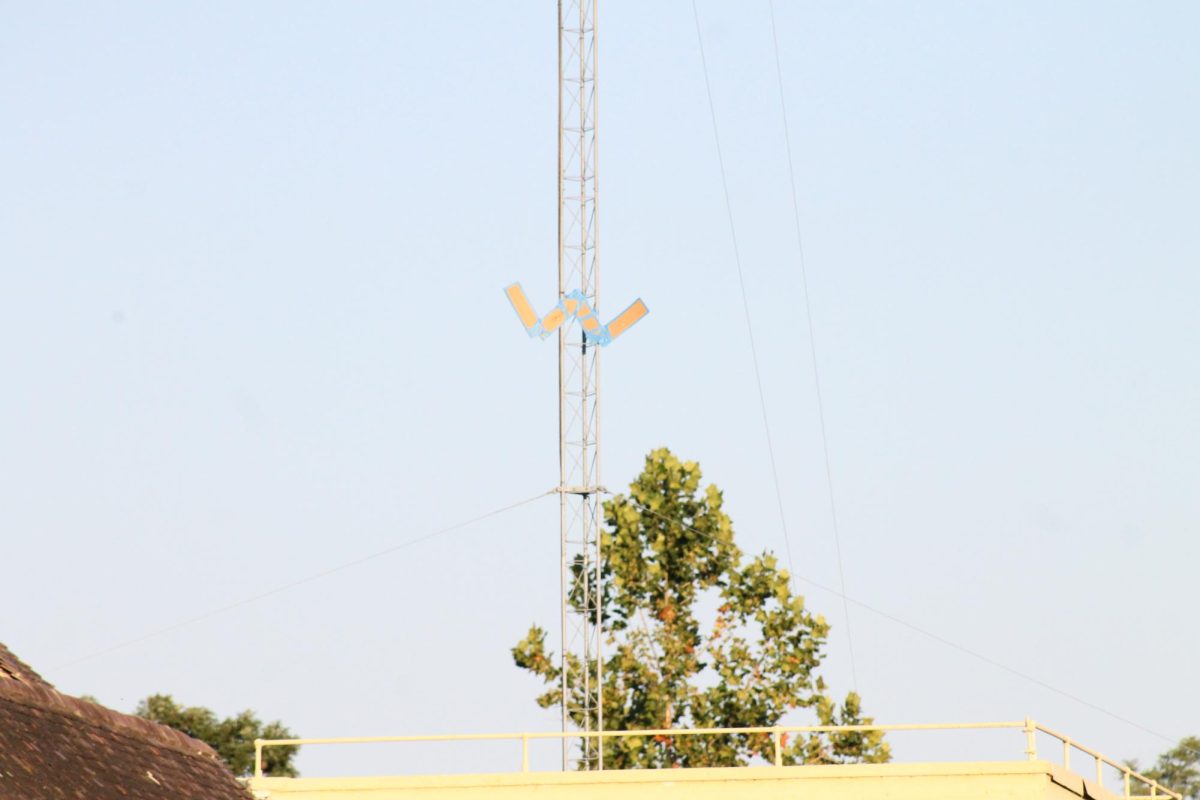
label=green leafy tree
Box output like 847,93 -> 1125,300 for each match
135,694 -> 300,777
513,447 -> 890,769
1127,738 -> 1200,800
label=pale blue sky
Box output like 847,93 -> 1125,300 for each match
2,0 -> 1197,778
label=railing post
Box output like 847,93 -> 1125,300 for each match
1063,738 -> 1070,769
254,740 -> 264,779
1124,769 -> 1131,799
1096,757 -> 1103,787
1024,718 -> 1038,761
773,728 -> 783,767
521,734 -> 530,773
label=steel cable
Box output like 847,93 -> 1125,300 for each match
48,489 -> 556,673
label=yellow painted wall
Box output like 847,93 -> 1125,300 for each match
251,759 -> 1114,800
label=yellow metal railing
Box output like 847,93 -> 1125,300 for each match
253,718 -> 1180,800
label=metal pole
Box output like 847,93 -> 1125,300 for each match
556,0 -> 569,772
593,0 -> 604,771
1024,718 -> 1038,761
577,0 -> 593,769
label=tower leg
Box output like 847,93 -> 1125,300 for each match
557,0 -> 602,772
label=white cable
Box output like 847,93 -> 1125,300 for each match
766,0 -> 859,691
48,490 -> 555,673
632,502 -> 1187,752
691,0 -> 859,690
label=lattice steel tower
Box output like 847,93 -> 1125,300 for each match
557,0 -> 603,771
507,0 -> 646,770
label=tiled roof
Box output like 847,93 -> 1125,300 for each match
0,643 -> 250,800
0,643 -> 54,690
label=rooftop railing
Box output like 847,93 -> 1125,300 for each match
254,718 -> 1180,800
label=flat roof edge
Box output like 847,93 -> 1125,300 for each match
253,759 -> 1060,791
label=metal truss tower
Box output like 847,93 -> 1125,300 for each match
557,0 -> 603,772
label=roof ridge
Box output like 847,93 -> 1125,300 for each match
0,677 -> 225,766
0,642 -> 55,689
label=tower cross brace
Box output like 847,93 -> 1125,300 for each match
557,0 -> 603,771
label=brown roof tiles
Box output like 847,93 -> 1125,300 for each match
0,643 -> 54,690
0,642 -> 250,800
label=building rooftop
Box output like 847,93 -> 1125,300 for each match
248,721 -> 1181,800
0,642 -> 249,800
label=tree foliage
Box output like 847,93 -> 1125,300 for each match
135,694 -> 300,777
513,448 -> 890,768
1128,738 -> 1200,800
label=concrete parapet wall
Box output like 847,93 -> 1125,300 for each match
251,759 -> 1111,800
